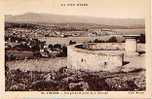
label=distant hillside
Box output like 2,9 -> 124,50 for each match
5,13 -> 145,27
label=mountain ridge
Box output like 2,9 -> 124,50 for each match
5,13 -> 145,27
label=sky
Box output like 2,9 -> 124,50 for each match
0,0 -> 145,19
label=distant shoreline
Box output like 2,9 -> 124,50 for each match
4,13 -> 145,28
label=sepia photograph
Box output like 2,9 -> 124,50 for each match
3,0 -> 147,92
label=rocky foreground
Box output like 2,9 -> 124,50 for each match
5,66 -> 145,91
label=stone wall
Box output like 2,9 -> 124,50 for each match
86,43 -> 125,50
85,43 -> 144,52
67,44 -> 124,72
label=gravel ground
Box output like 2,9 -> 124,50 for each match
6,57 -> 67,72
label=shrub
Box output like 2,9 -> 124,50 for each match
108,36 -> 117,42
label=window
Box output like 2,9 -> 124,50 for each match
104,62 -> 107,66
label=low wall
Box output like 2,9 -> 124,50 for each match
86,43 -> 125,50
38,37 -> 145,52
77,43 -> 145,52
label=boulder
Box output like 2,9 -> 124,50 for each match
68,81 -> 89,91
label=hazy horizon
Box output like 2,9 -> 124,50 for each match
5,12 -> 145,20
5,12 -> 145,27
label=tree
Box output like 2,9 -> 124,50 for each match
10,54 -> 16,60
69,40 -> 76,45
54,44 -> 61,49
62,46 -> 67,57
108,36 -> 117,43
138,34 -> 145,43
94,39 -> 99,43
48,44 -> 53,50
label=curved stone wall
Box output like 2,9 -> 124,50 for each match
67,43 -> 124,72
77,43 -> 125,50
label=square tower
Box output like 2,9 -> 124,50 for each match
123,35 -> 140,55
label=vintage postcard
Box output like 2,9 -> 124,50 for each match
0,0 -> 151,99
